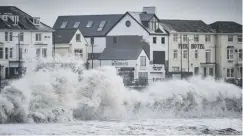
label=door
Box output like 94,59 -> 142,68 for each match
203,67 -> 207,77
209,67 -> 214,76
194,67 -> 199,75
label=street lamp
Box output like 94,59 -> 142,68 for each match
0,64 -> 4,92
13,32 -> 22,78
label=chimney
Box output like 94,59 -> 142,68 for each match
143,6 -> 156,14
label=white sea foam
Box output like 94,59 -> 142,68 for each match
0,58 -> 241,123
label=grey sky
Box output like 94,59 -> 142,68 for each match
0,0 -> 242,26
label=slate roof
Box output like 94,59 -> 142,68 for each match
53,14 -> 124,37
99,47 -> 143,60
209,21 -> 242,33
160,19 -> 214,33
54,29 -> 77,44
0,6 -> 53,31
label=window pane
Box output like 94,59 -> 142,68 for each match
161,37 -> 165,44
73,22 -> 80,28
140,56 -> 146,66
153,37 -> 156,44
76,34 -> 81,41
5,32 -> 8,41
5,48 -> 8,59
0,48 -> 3,59
86,21 -> 93,27
60,22 -> 68,28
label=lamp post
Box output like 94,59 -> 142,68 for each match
13,33 -> 22,78
90,37 -> 94,69
0,64 -> 3,92
180,35 -> 183,79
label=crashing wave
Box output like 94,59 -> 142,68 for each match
0,61 -> 242,123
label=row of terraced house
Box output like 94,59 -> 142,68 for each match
0,6 -> 242,85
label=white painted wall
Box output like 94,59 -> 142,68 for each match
168,33 -> 216,77
0,30 -> 53,79
216,34 -> 242,79
85,37 -> 106,53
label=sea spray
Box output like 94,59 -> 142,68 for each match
0,60 -> 242,123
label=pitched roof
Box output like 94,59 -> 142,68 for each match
160,19 -> 215,33
209,21 -> 242,33
99,47 -> 143,60
54,29 -> 77,44
53,14 -> 124,37
0,6 -> 53,31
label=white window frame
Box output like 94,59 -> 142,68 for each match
194,34 -> 199,42
195,50 -> 198,59
14,16 -> 19,25
205,35 -> 211,42
173,50 -> 178,59
9,32 -> 13,41
183,35 -> 187,42
140,56 -> 146,67
73,22 -> 80,28
36,33 -> 42,41
42,48 -> 47,58
227,68 -> 234,78
74,49 -> 83,60
237,35 -> 242,42
60,21 -> 68,28
173,34 -> 178,42
19,32 -> 24,41
228,35 -> 233,42
86,21 -> 93,28
183,50 -> 188,59
227,47 -> 234,60
239,49 -> 242,61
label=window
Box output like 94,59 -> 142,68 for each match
183,35 -> 187,42
5,48 -> 8,59
36,33 -> 42,41
19,32 -> 24,41
76,34 -> 81,42
42,48 -> 47,58
36,48 -> 40,57
206,49 -> 211,63
173,34 -> 178,42
194,67 -> 199,75
173,50 -> 178,59
172,67 -> 179,72
239,49 -> 242,61
9,48 -> 13,58
227,68 -> 234,77
205,35 -> 211,42
113,37 -> 117,43
194,34 -> 199,42
14,16 -> 19,24
237,35 -> 242,42
86,21 -> 93,27
140,56 -> 146,67
228,35 -> 233,42
3,15 -> 8,21
5,32 -> 8,41
60,22 -> 68,28
209,68 -> 214,76
0,48 -> 3,59
152,37 -> 157,44
90,37 -> 94,44
74,49 -> 83,59
183,50 -> 188,59
227,47 -> 234,60
73,22 -> 80,28
97,20 -> 106,31
138,72 -> 148,80
125,21 -> 131,27
9,32 -> 13,41
33,18 -> 40,25
195,50 -> 198,59
161,37 -> 165,44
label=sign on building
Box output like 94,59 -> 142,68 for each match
112,60 -> 128,66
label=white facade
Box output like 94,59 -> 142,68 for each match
168,32 -> 216,78
55,29 -> 88,62
107,13 -> 168,80
0,30 -> 53,79
100,50 -> 151,81
216,34 -> 242,79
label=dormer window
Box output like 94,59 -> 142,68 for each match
2,15 -> 8,21
60,21 -> 68,28
33,17 -> 40,25
14,16 -> 19,25
86,21 -> 93,28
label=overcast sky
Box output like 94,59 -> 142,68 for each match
0,0 -> 242,26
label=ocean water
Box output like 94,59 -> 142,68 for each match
0,58 -> 242,135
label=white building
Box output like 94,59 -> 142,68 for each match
0,6 -> 54,79
210,21 -> 242,80
53,7 -> 169,80
160,19 -> 216,78
54,29 -> 88,62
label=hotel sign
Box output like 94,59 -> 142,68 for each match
178,44 -> 205,49
112,61 -> 128,66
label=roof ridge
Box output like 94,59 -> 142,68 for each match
57,14 -> 124,17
